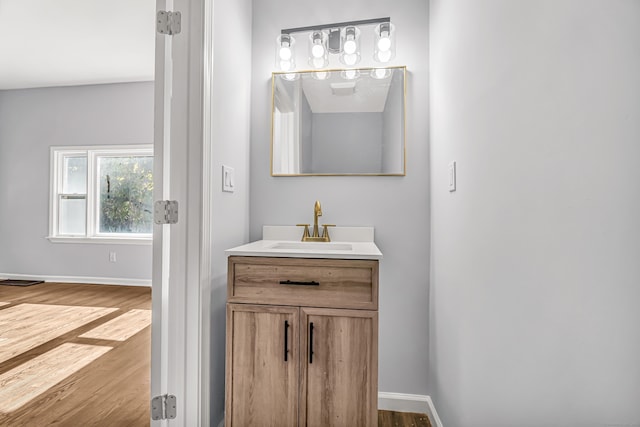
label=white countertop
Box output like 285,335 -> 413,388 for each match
225,226 -> 383,260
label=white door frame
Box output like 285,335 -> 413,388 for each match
152,0 -> 212,425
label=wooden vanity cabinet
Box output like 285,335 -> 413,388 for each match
225,256 -> 379,427
299,307 -> 378,427
226,304 -> 300,427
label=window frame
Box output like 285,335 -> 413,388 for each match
48,145 -> 154,245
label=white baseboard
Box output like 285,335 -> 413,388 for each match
216,394 -> 441,427
0,273 -> 151,287
378,392 -> 443,427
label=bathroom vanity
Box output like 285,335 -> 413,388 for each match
224,226 -> 382,427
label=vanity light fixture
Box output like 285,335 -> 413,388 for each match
339,26 -> 361,66
276,33 -> 295,72
374,22 -> 396,63
308,31 -> 329,68
275,17 -> 395,71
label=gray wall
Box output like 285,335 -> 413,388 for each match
208,0 -> 252,422
311,112 -> 382,173
251,0 -> 429,395
430,0 -> 640,426
0,82 -> 154,282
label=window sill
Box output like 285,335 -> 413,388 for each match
47,236 -> 152,245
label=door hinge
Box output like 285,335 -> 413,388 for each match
151,394 -> 177,420
154,200 -> 179,224
157,11 -> 181,35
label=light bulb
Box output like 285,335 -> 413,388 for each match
314,71 -> 329,80
373,68 -> 388,79
376,50 -> 392,63
344,69 -> 357,79
377,36 -> 391,52
311,44 -> 325,58
279,60 -> 293,71
344,39 -> 357,55
310,57 -> 326,68
279,46 -> 292,61
343,53 -> 358,66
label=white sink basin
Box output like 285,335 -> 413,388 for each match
269,242 -> 353,251
225,227 -> 382,260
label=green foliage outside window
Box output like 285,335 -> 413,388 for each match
99,156 -> 153,234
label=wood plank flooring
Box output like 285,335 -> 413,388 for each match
0,282 -> 431,427
79,308 -> 151,341
0,343 -> 113,413
378,410 -> 431,427
0,282 -> 151,427
0,303 -> 117,363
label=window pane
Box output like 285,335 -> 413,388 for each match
63,156 -> 87,194
98,156 -> 153,234
59,196 -> 86,235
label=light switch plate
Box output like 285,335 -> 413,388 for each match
222,165 -> 235,193
448,161 -> 456,192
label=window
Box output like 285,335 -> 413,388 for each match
49,145 -> 154,244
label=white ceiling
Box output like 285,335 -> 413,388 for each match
301,71 -> 393,113
0,0 -> 156,90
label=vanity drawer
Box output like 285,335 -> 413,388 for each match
228,256 -> 378,310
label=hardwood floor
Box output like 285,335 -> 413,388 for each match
378,410 -> 432,427
0,303 -> 117,363
0,282 -> 430,427
0,282 -> 151,427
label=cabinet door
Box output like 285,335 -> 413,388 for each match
300,308 -> 378,427
226,304 -> 299,427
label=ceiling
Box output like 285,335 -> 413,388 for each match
301,71 -> 393,114
0,0 -> 156,90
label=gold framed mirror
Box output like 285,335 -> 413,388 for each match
271,66 -> 406,176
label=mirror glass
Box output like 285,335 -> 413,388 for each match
271,66 -> 406,176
